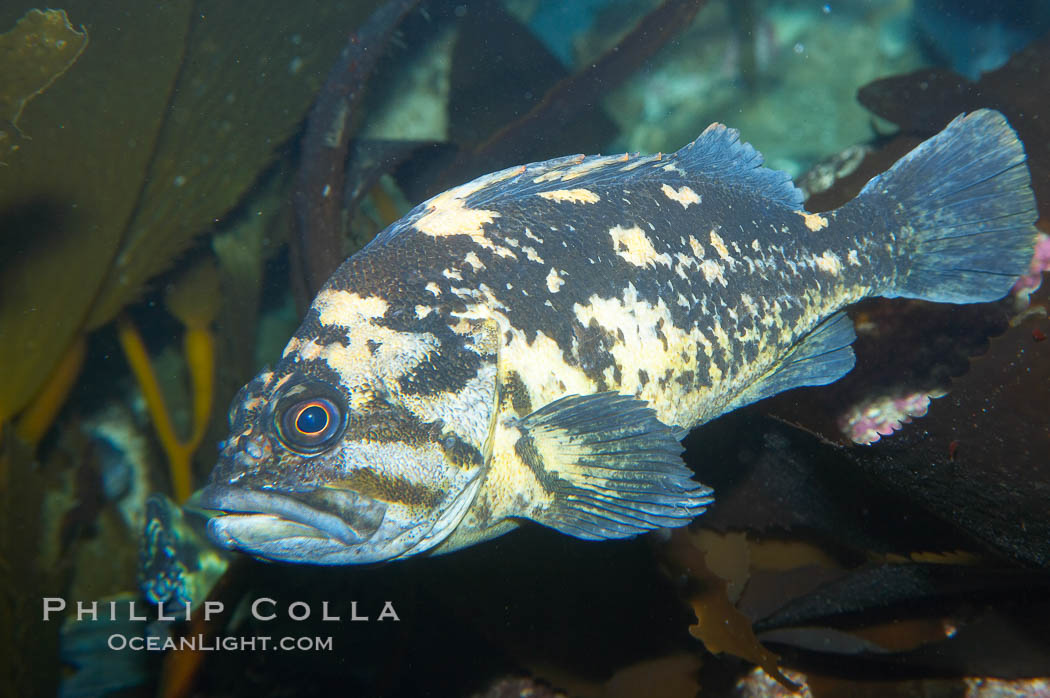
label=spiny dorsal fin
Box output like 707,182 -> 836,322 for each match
672,123 -> 805,208
515,392 -> 712,540
369,123 -> 804,249
454,123 -> 805,209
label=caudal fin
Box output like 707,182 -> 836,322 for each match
855,109 -> 1038,303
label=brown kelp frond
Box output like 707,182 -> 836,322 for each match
86,1 -> 386,327
661,529 -> 798,691
1,0 -> 383,484
13,334 -> 86,447
838,282 -> 1050,568
0,1 -> 192,430
0,9 -> 87,137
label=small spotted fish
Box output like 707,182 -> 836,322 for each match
201,110 -> 1037,564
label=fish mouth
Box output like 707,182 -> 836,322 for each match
198,484 -> 388,553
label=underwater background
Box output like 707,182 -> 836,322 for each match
1,0 -> 1049,695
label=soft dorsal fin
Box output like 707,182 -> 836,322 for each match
671,123 -> 805,208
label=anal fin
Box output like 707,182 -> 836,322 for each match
515,393 -> 712,541
728,310 -> 857,411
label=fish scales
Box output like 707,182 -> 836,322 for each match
201,111 -> 1038,564
324,157 -> 880,430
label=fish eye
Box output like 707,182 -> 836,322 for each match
294,403 -> 330,435
273,382 -> 346,454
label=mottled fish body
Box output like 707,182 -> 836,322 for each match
201,110 -> 1038,564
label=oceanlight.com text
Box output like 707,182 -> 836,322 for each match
107,634 -> 335,652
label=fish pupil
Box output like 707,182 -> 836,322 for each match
296,404 -> 329,434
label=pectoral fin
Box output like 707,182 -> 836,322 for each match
515,392 -> 712,540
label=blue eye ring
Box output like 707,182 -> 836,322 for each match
273,383 -> 346,454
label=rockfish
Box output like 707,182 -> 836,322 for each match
200,109 -> 1037,564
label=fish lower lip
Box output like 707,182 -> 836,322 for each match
198,485 -> 384,546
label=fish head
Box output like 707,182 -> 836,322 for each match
200,292 -> 499,565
